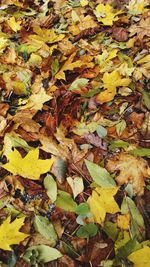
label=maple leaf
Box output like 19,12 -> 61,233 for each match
106,153 -> 149,195
129,16 -> 150,40
94,4 -> 122,26
0,216 -> 29,251
31,26 -> 65,44
96,70 -> 131,103
128,246 -> 150,267
3,148 -> 54,180
55,52 -> 84,80
87,187 -> 120,224
19,88 -> 52,111
7,17 -> 21,32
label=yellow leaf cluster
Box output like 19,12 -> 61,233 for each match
0,216 -> 28,250
94,4 -> 122,26
3,148 -> 54,180
7,17 -> 21,32
96,70 -> 131,103
87,187 -> 120,224
128,246 -> 150,267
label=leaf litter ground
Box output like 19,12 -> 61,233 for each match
0,0 -> 150,266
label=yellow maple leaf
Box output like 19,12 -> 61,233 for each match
96,70 -> 131,103
19,88 -> 52,111
31,26 -> 64,44
117,213 -> 130,230
7,17 -> 21,32
87,187 -> 120,224
3,148 -> 54,180
0,216 -> 29,251
128,246 -> 150,267
94,4 -> 122,26
55,52 -> 84,80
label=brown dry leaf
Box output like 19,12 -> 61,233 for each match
106,153 -> 149,195
129,14 -> 150,40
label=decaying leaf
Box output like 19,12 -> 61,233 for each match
106,153 -> 149,195
0,0 -> 149,264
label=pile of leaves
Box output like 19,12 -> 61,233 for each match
0,0 -> 150,266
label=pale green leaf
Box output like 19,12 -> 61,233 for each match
85,159 -> 116,188
55,190 -> 77,212
34,216 -> 57,246
44,175 -> 57,202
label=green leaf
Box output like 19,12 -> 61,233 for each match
109,139 -> 129,151
75,203 -> 90,215
142,90 -> 150,110
83,87 -> 100,98
71,10 -> 80,23
85,159 -> 116,188
115,237 -> 137,262
44,174 -> 57,202
34,216 -> 57,246
55,190 -> 77,212
121,197 -> 145,241
130,147 -> 150,158
51,59 -> 59,76
116,120 -> 126,136
76,223 -> 98,238
69,78 -> 89,91
62,241 -> 79,258
96,125 -> 107,138
23,245 -> 62,264
103,222 -> 119,241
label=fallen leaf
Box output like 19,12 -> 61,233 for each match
85,160 -> 116,188
96,70 -> 131,103
0,216 -> 28,250
34,215 -> 57,246
67,176 -> 84,199
23,245 -> 62,264
55,190 -> 77,212
87,187 -> 120,224
117,214 -> 130,230
19,88 -> 52,111
7,17 -> 21,32
55,52 -> 84,80
106,153 -> 149,195
44,174 -> 57,202
128,246 -> 150,267
94,4 -> 122,26
3,148 -> 54,180
127,0 -> 148,15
